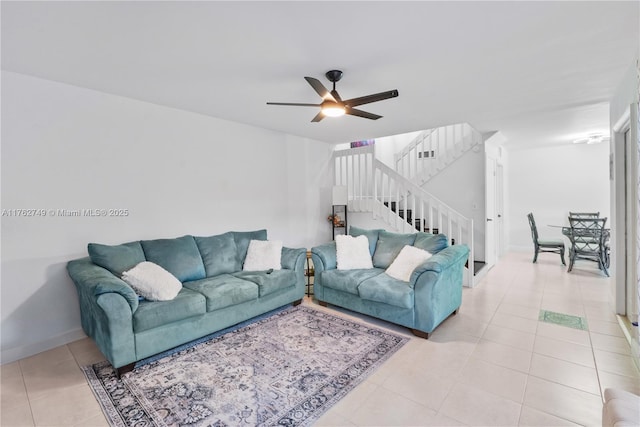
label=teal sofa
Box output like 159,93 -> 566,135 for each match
311,227 -> 469,338
67,230 -> 306,375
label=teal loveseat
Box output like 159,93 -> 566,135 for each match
67,230 -> 306,375
311,227 -> 469,338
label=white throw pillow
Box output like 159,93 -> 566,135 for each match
121,261 -> 182,301
385,245 -> 433,282
243,240 -> 282,271
336,234 -> 374,270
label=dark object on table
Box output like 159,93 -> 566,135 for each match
527,213 -> 566,265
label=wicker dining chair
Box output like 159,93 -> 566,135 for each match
569,212 -> 600,218
567,216 -> 609,276
527,213 -> 565,265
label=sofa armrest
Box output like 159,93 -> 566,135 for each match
67,257 -> 139,312
411,244 -> 469,334
67,257 -> 138,368
281,247 -> 306,272
94,293 -> 137,368
410,245 -> 470,281
311,241 -> 337,272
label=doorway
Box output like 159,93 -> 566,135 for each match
624,127 -> 638,323
485,156 -> 505,269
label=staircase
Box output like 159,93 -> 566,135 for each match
395,123 -> 483,185
333,145 -> 476,286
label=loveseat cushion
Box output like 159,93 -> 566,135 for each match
372,231 -> 417,268
349,226 -> 383,256
183,274 -> 259,311
132,287 -> 206,332
414,232 -> 449,254
358,274 -> 414,309
194,232 -> 238,277
232,230 -> 268,270
233,270 -> 296,297
141,235 -> 206,282
321,268 -> 384,295
88,241 -> 146,276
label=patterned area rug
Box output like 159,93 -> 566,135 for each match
83,305 -> 408,427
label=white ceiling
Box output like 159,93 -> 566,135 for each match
2,1 -> 638,147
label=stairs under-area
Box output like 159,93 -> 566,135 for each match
382,200 -> 487,278
332,122 -> 489,285
333,128 -> 483,286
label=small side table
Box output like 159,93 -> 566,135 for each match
305,250 -> 314,296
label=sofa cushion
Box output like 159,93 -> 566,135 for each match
603,388 -> 640,427
194,232 -> 238,277
121,261 -> 182,301
141,235 -> 206,282
372,231 -> 417,269
321,268 -> 384,295
132,287 -> 206,332
243,240 -> 282,271
183,274 -> 259,312
233,230 -> 268,269
349,226 -> 383,256
233,270 -> 296,297
88,241 -> 145,276
414,232 -> 449,254
385,245 -> 433,282
336,235 -> 374,270
358,274 -> 414,309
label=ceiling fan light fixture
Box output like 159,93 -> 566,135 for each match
266,70 -> 398,122
321,102 -> 346,117
572,132 -> 610,145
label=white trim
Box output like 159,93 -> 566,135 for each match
613,108 -> 631,133
612,104 -> 635,315
1,328 -> 87,365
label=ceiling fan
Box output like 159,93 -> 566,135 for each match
267,70 -> 399,122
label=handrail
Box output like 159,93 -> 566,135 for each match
394,123 -> 482,184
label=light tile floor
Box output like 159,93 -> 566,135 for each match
2,252 -> 639,426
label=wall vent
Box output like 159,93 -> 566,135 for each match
418,150 -> 436,159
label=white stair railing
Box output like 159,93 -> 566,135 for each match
395,123 -> 483,184
333,146 -> 475,286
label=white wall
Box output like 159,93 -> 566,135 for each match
373,131 -> 423,168
507,142 -> 611,251
334,130 -> 421,168
1,71 -> 333,362
421,144 -> 486,259
609,58 -> 639,365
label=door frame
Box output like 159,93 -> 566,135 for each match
485,156 -> 497,269
613,103 -> 638,316
496,163 -> 506,257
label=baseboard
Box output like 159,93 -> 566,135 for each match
617,315 -> 640,374
1,328 -> 87,365
472,264 -> 490,285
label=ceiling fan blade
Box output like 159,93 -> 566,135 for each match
343,89 -> 399,107
330,89 -> 342,103
266,102 -> 321,107
346,107 -> 382,120
311,111 -> 325,122
304,77 -> 336,102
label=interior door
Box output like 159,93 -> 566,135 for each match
496,164 -> 505,257
485,157 -> 497,268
